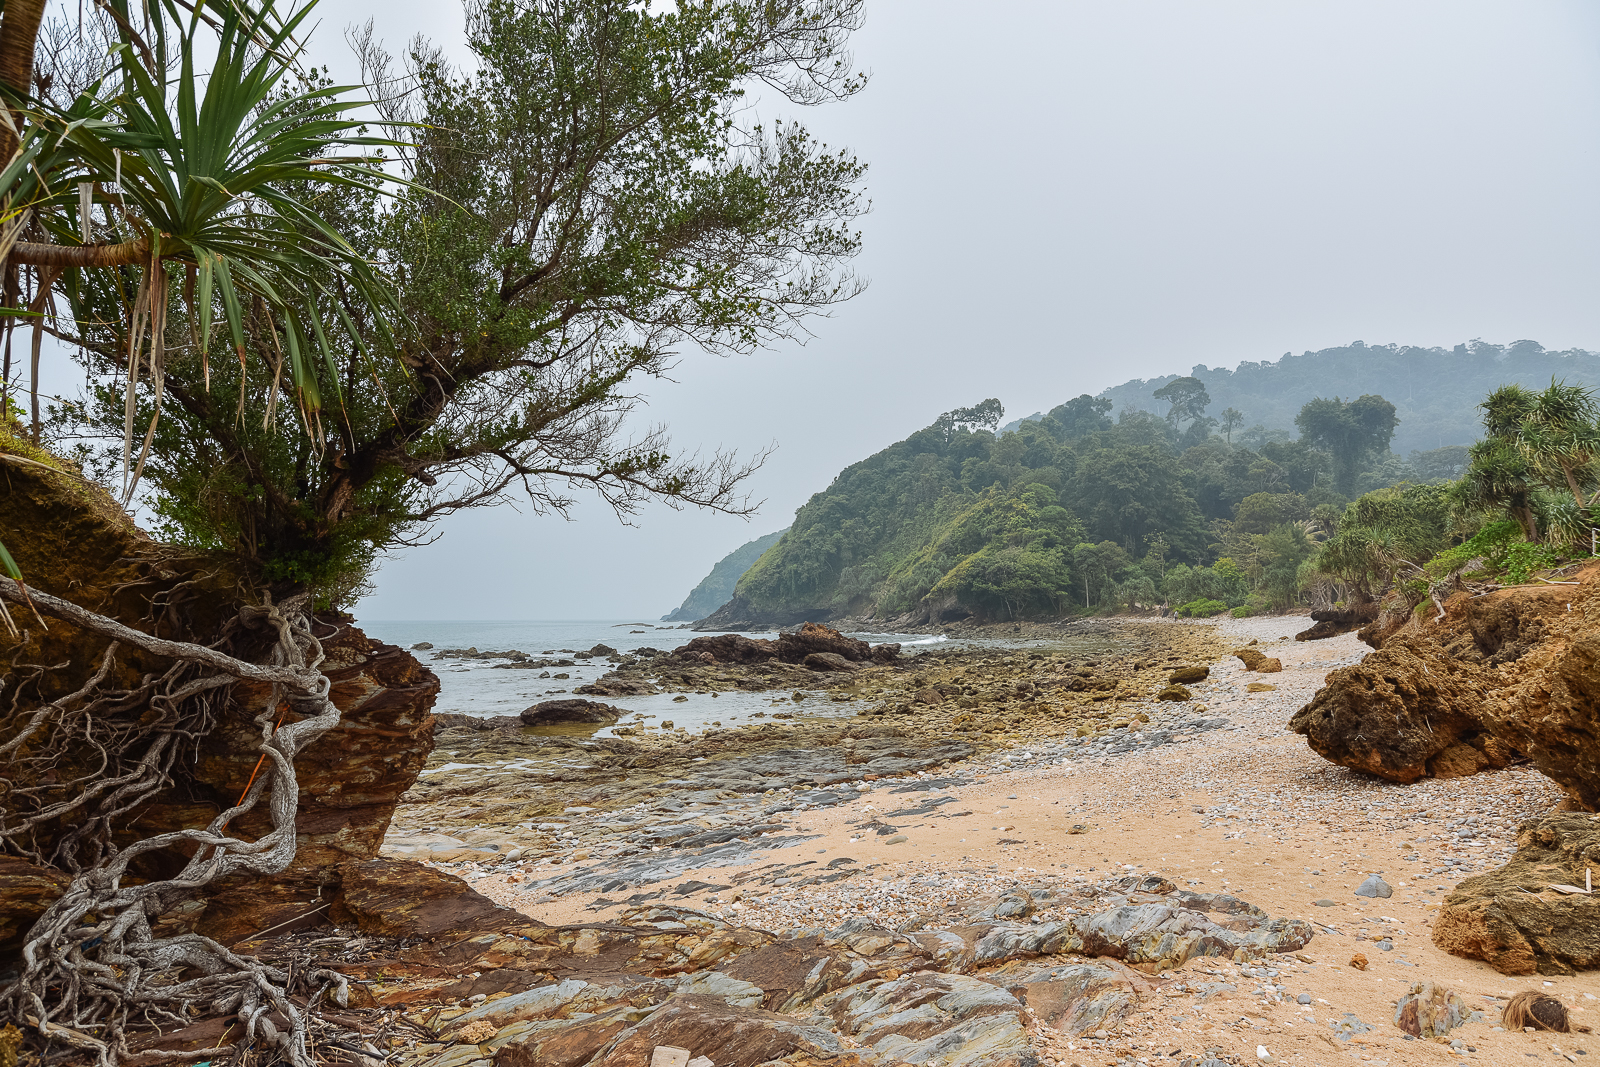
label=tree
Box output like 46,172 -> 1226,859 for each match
1483,381 -> 1600,508
1294,394 -> 1399,496
1072,539 -> 1131,608
1219,407 -> 1244,443
1070,444 -> 1207,559
1153,375 -> 1210,431
65,0 -> 870,600
935,398 -> 1005,443
1460,437 -> 1539,541
1043,394 -> 1112,440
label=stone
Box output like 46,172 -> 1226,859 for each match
576,678 -> 659,696
802,652 -> 861,672
1168,666 -> 1209,684
1245,682 -> 1277,693
1433,812 -> 1600,974
650,1048 -> 691,1067
1231,647 -> 1283,672
1393,982 -> 1469,1038
1349,953 -> 1368,971
1157,685 -> 1192,702
1288,636 -> 1513,784
1312,899 -> 1335,908
330,858 -> 535,940
1354,875 -> 1392,899
520,698 -> 625,725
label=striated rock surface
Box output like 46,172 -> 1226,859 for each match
1433,812 -> 1600,975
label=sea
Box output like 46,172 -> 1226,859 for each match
360,619 -> 955,738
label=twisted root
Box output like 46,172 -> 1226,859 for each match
0,578 -> 346,1066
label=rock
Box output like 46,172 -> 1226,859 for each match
1229,647 -> 1283,673
520,698 -> 625,725
649,1049 -> 690,1067
1168,666 -> 1209,684
1350,953 -> 1368,971
0,856 -> 70,957
1312,899 -> 1335,908
1158,685 -> 1192,702
491,1010 -> 641,1067
585,993 -> 862,1067
412,641 -> 434,649
1393,982 -> 1469,1038
802,652 -> 861,672
576,678 -> 659,697
817,970 -> 1035,1067
1433,812 -> 1600,974
674,632 -> 779,664
1246,682 -> 1276,692
986,960 -> 1136,1034
773,622 -> 875,665
1288,636 -> 1514,784
588,644 -> 619,657
330,858 -> 536,940
1354,875 -> 1392,899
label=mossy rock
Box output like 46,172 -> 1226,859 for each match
1157,684 -> 1192,701
1167,665 -> 1209,684
1246,682 -> 1277,693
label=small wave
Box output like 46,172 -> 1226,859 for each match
901,634 -> 949,646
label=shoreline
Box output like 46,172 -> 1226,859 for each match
378,614 -> 1596,1067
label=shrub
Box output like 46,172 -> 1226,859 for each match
1230,605 -> 1251,618
1176,598 -> 1229,618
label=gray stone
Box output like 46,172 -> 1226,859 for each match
1297,993 -> 1312,1004
1354,875 -> 1393,899
1312,899 -> 1336,907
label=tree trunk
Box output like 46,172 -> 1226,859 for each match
0,0 -> 47,162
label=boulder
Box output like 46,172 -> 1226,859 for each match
1287,635 -> 1514,784
1433,812 -> 1600,975
1167,666 -> 1209,684
520,699 -> 624,725
1157,685 -> 1191,702
802,651 -> 861,672
1231,648 -> 1282,673
773,622 -> 875,664
817,970 -> 1035,1067
673,633 -> 778,664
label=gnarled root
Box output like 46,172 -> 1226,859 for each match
0,578 -> 345,1066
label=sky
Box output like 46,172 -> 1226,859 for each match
286,0 -> 1600,619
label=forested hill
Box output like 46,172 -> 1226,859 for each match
662,529 -> 786,622
1096,340 -> 1600,455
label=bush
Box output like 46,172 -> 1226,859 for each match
1230,605 -> 1251,618
1176,598 -> 1229,618
1424,519 -> 1567,585
1502,541 -> 1564,584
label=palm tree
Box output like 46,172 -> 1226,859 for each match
1461,436 -> 1539,541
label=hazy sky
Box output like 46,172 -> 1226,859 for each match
296,0 -> 1600,621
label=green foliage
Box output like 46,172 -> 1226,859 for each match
1294,395 -> 1399,495
1501,541 -> 1565,584
1230,605 -> 1251,618
1424,520 -> 1523,579
1176,598 -> 1229,618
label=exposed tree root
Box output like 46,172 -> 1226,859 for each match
0,577 -> 348,1066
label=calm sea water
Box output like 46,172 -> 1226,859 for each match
359,619 -> 952,737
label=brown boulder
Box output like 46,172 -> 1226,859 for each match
1232,647 -> 1282,673
773,622 -> 874,664
1287,636 -> 1515,783
576,678 -> 659,697
520,699 -> 624,725
1167,665 -> 1208,684
672,633 -> 778,664
1434,813 -> 1600,975
1157,685 -> 1191,701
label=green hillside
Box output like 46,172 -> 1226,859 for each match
662,529 -> 788,621
702,341 -> 1600,627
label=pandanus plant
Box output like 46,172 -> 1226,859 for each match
0,0 -> 406,624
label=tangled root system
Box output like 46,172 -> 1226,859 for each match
1503,991 -> 1591,1033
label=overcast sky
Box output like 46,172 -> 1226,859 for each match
298,0 -> 1600,621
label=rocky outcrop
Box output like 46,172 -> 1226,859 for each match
1433,813 -> 1600,975
1231,647 -> 1281,673
1288,635 -> 1516,783
671,622 -> 898,667
521,699 -> 624,725
0,443 -> 440,955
